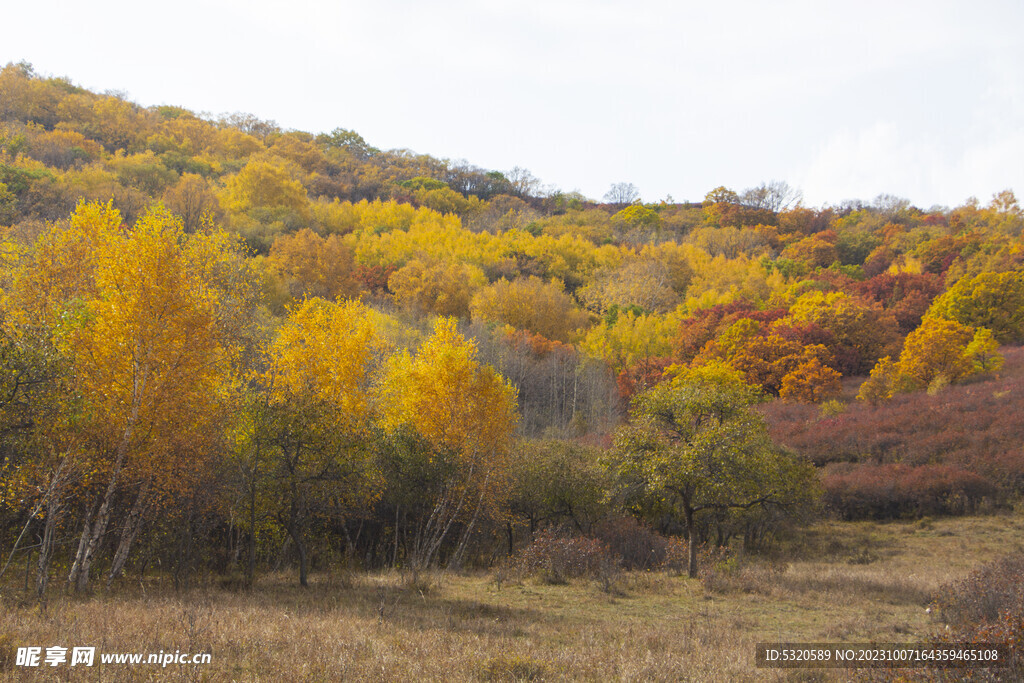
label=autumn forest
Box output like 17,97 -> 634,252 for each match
1,58 -> 1023,619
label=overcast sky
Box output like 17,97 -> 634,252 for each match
4,0 -> 1022,208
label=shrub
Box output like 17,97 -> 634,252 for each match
658,536 -> 691,574
592,515 -> 669,570
515,529 -> 616,584
765,346 -> 1024,500
930,552 -> 1024,678
822,463 -> 997,520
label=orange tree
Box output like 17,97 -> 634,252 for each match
8,201 -> 255,591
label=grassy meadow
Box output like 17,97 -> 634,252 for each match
2,512 -> 1022,681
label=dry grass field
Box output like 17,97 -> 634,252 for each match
2,512 -> 1023,682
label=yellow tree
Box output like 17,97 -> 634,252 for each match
255,297 -> 382,586
379,317 -> 518,568
897,318 -> 1001,391
581,308 -> 681,373
856,356 -> 900,405
926,269 -> 1024,344
778,356 -> 842,403
470,276 -> 591,343
857,320 -> 1003,402
162,172 -> 220,232
10,201 -> 252,591
219,156 -> 310,219
77,207 -> 243,589
388,259 -> 487,318
266,228 -> 360,302
786,290 -> 901,375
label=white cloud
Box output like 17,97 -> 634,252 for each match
2,0 -> 1021,206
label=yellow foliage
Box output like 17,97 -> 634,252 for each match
378,317 -> 517,459
265,298 -> 379,432
9,199 -> 122,325
267,228 -> 359,302
581,308 -> 684,372
683,248 -> 787,312
220,155 -> 310,220
70,206 -> 227,438
470,276 -> 590,342
389,259 -> 487,318
886,255 -> 924,275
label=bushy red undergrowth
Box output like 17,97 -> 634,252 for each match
592,514 -> 671,570
515,520 -> 693,580
822,463 -> 996,520
764,346 -> 1024,520
515,529 -> 615,583
929,553 -> 1024,679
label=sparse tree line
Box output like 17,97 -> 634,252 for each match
0,202 -> 817,591
1,62 -> 1023,591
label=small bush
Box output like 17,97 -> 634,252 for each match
515,529 -> 616,584
928,552 -> 1024,679
658,536 -> 691,575
934,553 -> 1024,628
592,515 -> 669,570
819,399 -> 846,417
658,539 -> 725,578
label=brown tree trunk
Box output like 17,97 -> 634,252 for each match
286,523 -> 309,587
685,505 -> 698,579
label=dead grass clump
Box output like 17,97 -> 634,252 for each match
400,567 -> 440,595
701,557 -> 786,595
0,631 -> 13,672
478,653 -> 550,681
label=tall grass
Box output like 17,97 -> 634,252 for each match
1,512 -> 1020,681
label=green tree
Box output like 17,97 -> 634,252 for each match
507,440 -> 609,543
610,362 -> 818,578
927,269 -> 1024,344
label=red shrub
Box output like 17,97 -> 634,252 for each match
515,529 -> 615,583
930,553 -> 1024,678
355,263 -> 396,294
592,515 -> 670,570
616,356 -> 672,401
822,463 -> 997,520
765,346 -> 1024,486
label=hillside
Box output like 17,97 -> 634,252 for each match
0,60 -> 1022,600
